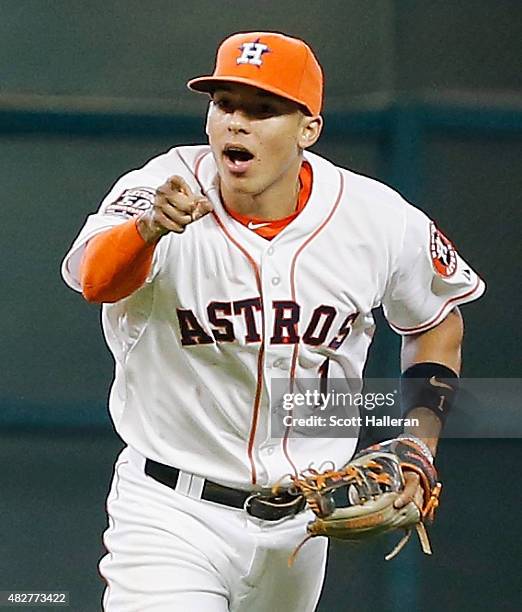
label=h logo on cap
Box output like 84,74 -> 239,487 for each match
236,41 -> 269,66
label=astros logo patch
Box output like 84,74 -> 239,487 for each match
105,187 -> 156,218
236,40 -> 269,66
430,223 -> 457,277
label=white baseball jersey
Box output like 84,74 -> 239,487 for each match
62,146 -> 485,489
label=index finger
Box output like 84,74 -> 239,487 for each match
167,175 -> 195,199
394,472 -> 421,509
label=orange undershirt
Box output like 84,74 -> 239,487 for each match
80,161 -> 313,303
223,160 -> 312,240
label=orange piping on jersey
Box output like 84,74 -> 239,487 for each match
193,150 -> 210,182
80,218 -> 156,303
210,211 -> 265,486
195,157 -> 312,484
194,149 -> 267,484
194,152 -> 265,485
283,170 -> 345,472
288,170 -> 345,376
391,277 -> 482,333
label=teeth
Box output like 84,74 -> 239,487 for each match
225,145 -> 251,154
224,147 -> 253,164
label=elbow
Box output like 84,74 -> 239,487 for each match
80,274 -> 140,304
80,268 -> 119,303
81,282 -> 113,304
82,285 -> 122,304
80,266 -> 101,302
80,254 -> 120,303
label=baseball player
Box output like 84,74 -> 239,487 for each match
61,32 -> 485,611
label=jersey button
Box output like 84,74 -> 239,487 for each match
267,247 -> 275,256
271,276 -> 281,286
273,358 -> 289,370
265,447 -> 275,456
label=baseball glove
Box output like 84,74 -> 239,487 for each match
286,437 -> 442,563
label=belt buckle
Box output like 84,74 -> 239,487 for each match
243,492 -> 262,515
244,490 -> 306,520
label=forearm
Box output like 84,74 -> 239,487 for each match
80,218 -> 157,303
400,308 -> 464,457
403,407 -> 442,457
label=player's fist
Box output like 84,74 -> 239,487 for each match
137,176 -> 213,243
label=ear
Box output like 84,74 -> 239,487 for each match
298,115 -> 323,150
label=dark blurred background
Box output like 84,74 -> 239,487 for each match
1,1 -> 520,610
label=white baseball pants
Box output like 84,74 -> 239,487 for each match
99,446 -> 328,611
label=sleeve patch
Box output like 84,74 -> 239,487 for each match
105,187 -> 156,218
430,223 -> 457,277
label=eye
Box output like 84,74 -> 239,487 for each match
215,97 -> 234,113
256,103 -> 275,117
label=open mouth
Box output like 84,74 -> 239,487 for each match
223,144 -> 255,169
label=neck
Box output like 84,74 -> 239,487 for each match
220,156 -> 302,220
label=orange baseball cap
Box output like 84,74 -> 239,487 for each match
187,32 -> 323,115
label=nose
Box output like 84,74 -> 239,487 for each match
227,109 -> 250,135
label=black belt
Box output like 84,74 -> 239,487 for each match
145,458 -> 305,521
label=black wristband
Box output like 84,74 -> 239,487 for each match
400,362 -> 459,426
